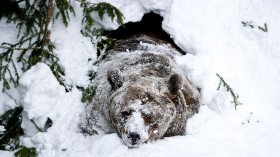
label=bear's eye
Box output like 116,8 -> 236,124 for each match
121,111 -> 131,119
151,123 -> 159,130
142,113 -> 153,124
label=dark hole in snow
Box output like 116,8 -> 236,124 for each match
105,12 -> 186,55
44,117 -> 53,132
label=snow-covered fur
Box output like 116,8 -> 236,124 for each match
91,35 -> 201,148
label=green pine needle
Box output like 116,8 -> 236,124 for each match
216,73 -> 242,110
14,146 -> 37,157
0,0 -> 71,92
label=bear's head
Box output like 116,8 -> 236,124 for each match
107,68 -> 183,148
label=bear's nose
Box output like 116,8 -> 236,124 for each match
128,132 -> 140,144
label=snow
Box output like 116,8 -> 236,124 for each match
51,3 -> 97,87
0,20 -> 20,115
19,63 -> 85,155
1,0 -> 280,157
0,151 -> 13,157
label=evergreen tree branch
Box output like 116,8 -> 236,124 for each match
76,0 -> 124,104
0,45 -> 40,51
216,73 -> 242,110
0,107 -> 23,151
55,0 -> 76,27
0,0 -> 70,92
258,23 -> 268,32
14,146 -> 37,157
242,21 -> 268,33
76,0 -> 124,26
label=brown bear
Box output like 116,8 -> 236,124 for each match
90,35 -> 201,148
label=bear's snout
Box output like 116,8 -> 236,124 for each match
123,131 -> 145,148
121,110 -> 149,148
128,132 -> 141,145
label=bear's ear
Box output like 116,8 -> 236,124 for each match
107,68 -> 124,90
168,74 -> 183,94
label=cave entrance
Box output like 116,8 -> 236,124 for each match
106,12 -> 185,54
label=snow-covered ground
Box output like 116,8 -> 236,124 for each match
1,0 -> 280,156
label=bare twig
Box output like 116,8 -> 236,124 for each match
42,0 -> 55,46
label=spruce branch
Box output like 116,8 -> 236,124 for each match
0,50 -> 19,92
0,107 -> 23,151
77,0 -> 122,62
76,0 -> 124,26
76,0 -> 124,104
241,21 -> 268,33
216,73 -> 242,110
0,45 -> 40,51
241,21 -> 254,28
0,0 -> 70,92
14,146 -> 37,157
55,0 -> 76,27
77,0 -> 124,63
258,23 -> 268,32
81,85 -> 96,104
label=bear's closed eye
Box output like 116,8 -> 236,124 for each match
142,113 -> 153,124
121,111 -> 131,119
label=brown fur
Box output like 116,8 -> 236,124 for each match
90,35 -> 201,147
